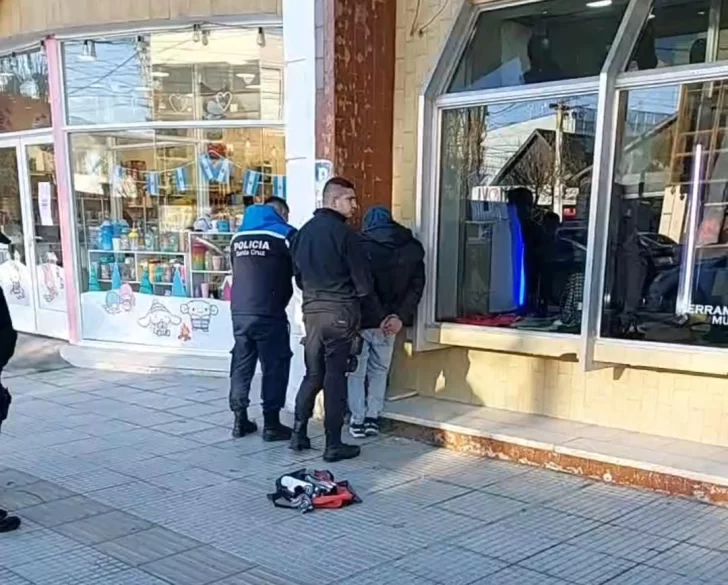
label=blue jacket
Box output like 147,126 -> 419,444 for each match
230,205 -> 296,318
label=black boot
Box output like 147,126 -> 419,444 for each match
0,515 -> 20,533
323,431 -> 360,462
262,410 -> 292,442
232,410 -> 258,438
289,419 -> 311,451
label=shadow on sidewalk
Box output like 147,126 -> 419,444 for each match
5,333 -> 69,378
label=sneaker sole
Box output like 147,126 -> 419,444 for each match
349,429 -> 366,439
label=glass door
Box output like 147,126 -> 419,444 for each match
0,140 -> 36,333
21,138 -> 68,339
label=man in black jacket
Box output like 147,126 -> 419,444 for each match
229,197 -> 296,442
289,177 -> 382,462
348,206 -> 425,438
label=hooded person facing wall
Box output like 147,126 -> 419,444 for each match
348,206 -> 425,439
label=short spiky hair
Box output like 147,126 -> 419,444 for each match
323,176 -> 355,205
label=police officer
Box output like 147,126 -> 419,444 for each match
229,197 -> 295,441
289,177 -> 386,462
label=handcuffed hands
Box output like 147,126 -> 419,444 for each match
380,314 -> 403,336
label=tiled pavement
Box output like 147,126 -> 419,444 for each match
1,367 -> 728,585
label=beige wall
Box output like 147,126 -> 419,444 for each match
0,0 -> 281,39
392,0 -> 461,224
390,0 -> 728,448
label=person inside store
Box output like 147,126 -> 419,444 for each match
0,229 -> 21,533
347,206 -> 425,439
289,177 -> 384,462
228,196 -> 296,442
523,34 -> 565,85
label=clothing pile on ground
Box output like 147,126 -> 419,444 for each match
267,469 -> 361,513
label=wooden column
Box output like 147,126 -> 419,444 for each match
315,0 -> 397,222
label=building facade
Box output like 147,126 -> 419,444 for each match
0,0 -> 315,399
391,0 -> 728,448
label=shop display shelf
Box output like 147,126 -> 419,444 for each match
190,269 -> 231,274
97,279 -> 173,286
87,249 -> 186,256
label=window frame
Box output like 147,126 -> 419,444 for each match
417,0 -> 647,357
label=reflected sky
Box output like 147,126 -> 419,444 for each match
63,28 -> 283,126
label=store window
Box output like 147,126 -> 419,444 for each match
70,127 -> 285,349
627,0 -> 728,70
436,94 -> 597,333
602,79 -> 728,347
449,0 -> 628,93
0,48 -> 51,132
63,27 -> 283,125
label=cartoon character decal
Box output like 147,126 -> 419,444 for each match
138,300 -> 182,337
103,291 -> 122,314
178,323 -> 192,342
119,283 -> 135,312
41,263 -> 59,303
181,300 -> 219,333
103,284 -> 135,315
8,263 -> 25,300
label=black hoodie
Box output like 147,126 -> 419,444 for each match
359,209 -> 426,329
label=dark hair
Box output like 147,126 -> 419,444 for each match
323,176 -> 355,201
507,187 -> 534,209
265,196 -> 289,213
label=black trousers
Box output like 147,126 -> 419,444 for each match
294,302 -> 358,443
229,315 -> 291,415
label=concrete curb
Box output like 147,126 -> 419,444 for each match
381,413 -> 728,507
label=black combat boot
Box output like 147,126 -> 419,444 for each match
232,410 -> 258,438
322,430 -> 360,462
262,410 -> 292,442
289,419 -> 312,451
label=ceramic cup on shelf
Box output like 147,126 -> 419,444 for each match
200,282 -> 210,298
211,255 -> 222,271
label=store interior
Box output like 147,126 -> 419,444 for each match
72,127 -> 285,304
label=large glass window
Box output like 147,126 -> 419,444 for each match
71,127 -> 285,349
602,79 -> 728,347
0,48 -> 51,132
449,0 -> 628,93
627,0 -> 728,71
63,27 -> 283,125
436,94 -> 597,333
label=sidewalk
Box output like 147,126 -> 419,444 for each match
1,367 -> 727,585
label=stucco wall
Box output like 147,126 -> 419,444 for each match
390,0 -> 728,447
391,0 -> 461,224
0,0 -> 281,39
